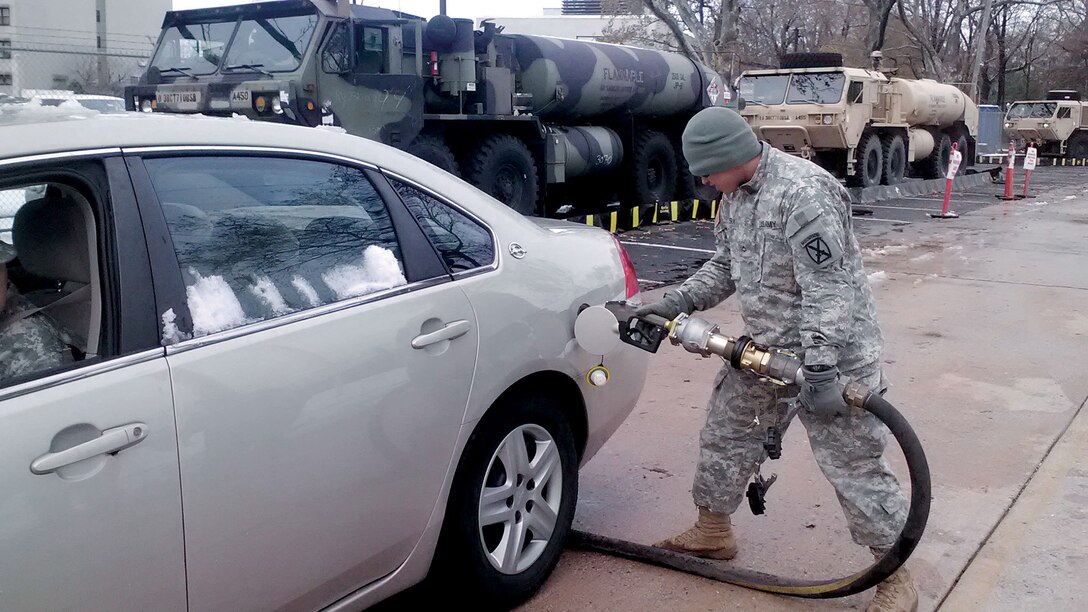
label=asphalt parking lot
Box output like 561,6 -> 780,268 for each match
621,165 -> 1085,290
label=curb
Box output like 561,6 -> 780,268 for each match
562,169 -> 1005,233
978,154 -> 1088,167
847,169 -> 1003,204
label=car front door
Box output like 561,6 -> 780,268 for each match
129,152 -> 476,611
0,157 -> 186,611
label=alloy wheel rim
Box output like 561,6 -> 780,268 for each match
477,423 -> 563,575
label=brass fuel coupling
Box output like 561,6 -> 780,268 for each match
669,314 -> 801,385
843,381 -> 870,409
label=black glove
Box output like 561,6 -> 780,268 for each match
799,365 -> 849,419
634,289 -> 695,321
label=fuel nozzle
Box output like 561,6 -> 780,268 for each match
669,314 -> 803,385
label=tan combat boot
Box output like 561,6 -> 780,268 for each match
867,550 -> 919,612
652,506 -> 738,560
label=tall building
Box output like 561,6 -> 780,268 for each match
0,0 -> 170,97
561,0 -> 639,15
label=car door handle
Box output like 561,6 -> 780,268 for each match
411,320 -> 471,349
30,423 -> 149,475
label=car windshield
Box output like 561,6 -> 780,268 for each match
736,75 -> 789,105
222,14 -> 318,73
786,72 -> 845,104
1007,102 -> 1057,119
149,11 -> 317,76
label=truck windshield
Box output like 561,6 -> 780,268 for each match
736,75 -> 789,105
1006,102 -> 1057,119
150,12 -> 318,76
786,72 -> 845,104
223,14 -> 319,73
151,21 -> 238,76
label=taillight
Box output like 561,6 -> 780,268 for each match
611,235 -> 640,300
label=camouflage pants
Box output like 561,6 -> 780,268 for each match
691,364 -> 908,548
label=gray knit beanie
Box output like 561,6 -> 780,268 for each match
0,240 -> 14,264
682,107 -> 761,177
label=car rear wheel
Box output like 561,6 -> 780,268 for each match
431,394 -> 578,608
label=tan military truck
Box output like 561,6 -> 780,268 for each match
1004,90 -> 1088,158
736,52 -> 979,187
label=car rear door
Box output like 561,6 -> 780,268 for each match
127,151 -> 477,611
0,156 -> 186,610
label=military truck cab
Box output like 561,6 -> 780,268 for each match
1004,90 -> 1088,158
737,53 -> 977,188
128,0 -> 737,216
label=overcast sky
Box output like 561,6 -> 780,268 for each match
172,0 -> 561,20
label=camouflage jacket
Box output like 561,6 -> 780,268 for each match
679,144 -> 883,372
0,283 -> 75,383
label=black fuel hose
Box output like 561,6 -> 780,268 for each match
570,390 -> 931,598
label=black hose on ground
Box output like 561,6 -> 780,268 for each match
570,390 -> 931,598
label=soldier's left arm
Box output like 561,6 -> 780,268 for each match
783,180 -> 853,368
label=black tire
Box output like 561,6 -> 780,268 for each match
467,134 -> 539,215
849,131 -> 883,188
673,144 -> 718,202
882,133 -> 907,185
952,133 -> 969,174
407,135 -> 461,177
431,394 -> 579,609
629,130 -> 678,206
917,132 -> 951,179
1066,132 -> 1088,159
779,52 -> 843,69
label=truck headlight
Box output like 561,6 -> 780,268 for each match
140,99 -> 154,113
823,114 -> 834,125
1042,122 -> 1050,128
1004,122 -> 1012,129
271,96 -> 283,115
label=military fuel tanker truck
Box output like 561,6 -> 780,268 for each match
1004,90 -> 1088,158
124,0 -> 738,216
736,52 -> 978,187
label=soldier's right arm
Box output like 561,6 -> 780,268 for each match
678,221 -> 736,310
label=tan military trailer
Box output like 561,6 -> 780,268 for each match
1004,90 -> 1088,158
736,53 -> 979,187
124,0 -> 740,216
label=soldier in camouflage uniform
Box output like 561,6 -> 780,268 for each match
638,107 -> 917,612
0,240 -> 74,383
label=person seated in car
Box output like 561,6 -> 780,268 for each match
0,239 -> 76,382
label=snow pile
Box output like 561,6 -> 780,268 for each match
322,245 -> 406,300
160,308 -> 191,346
1065,195 -> 1078,200
186,270 -> 249,336
292,276 -> 321,308
249,276 -> 291,316
867,270 -> 888,284
911,252 -> 936,262
863,244 -> 912,258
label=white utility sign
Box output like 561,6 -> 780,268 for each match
946,149 -> 963,180
1024,147 -> 1038,171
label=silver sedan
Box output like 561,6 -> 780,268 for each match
0,112 -> 648,610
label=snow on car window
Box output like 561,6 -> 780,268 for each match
321,245 -> 406,300
186,271 -> 250,336
145,156 -> 405,339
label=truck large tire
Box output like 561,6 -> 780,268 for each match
779,52 -> 843,69
467,134 -> 539,216
951,132 -> 969,174
1066,132 -> 1088,159
630,131 -> 677,206
916,132 -> 951,180
849,131 -> 883,188
408,135 -> 461,177
882,133 -> 907,185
